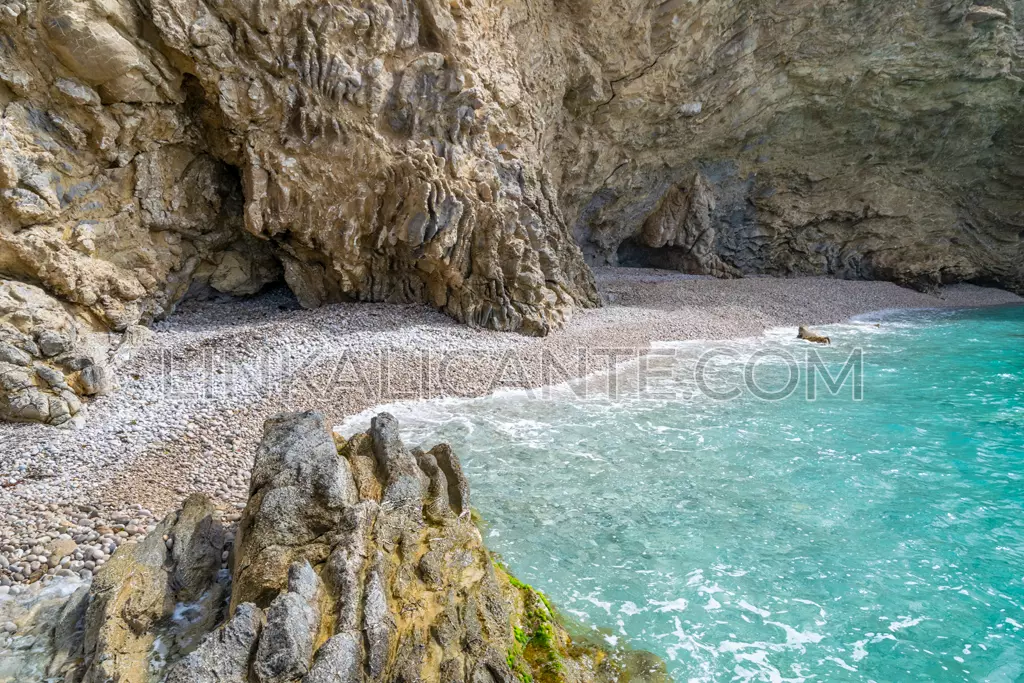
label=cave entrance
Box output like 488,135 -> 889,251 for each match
615,238 -> 701,273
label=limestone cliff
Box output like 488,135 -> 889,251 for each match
0,0 -> 601,343
9,412 -> 666,683
1,0 -> 1022,422
556,0 -> 1024,291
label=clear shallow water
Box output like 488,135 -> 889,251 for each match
340,305 -> 1024,682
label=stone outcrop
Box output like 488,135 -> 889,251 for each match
616,173 -> 741,278
1,0 -> 1021,422
78,493 -> 229,683
0,279 -> 112,425
0,0 -> 602,344
16,411 -> 666,683
797,326 -> 831,345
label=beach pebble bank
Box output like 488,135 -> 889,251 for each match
0,270 -> 1020,586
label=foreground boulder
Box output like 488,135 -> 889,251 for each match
26,412 -> 665,682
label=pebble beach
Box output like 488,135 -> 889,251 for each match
0,268 -> 1020,592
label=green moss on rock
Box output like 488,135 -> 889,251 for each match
491,556 -> 669,683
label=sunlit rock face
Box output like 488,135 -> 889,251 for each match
1,0 -> 1021,361
0,0 -> 602,341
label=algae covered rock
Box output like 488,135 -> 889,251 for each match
216,410 -> 663,683
22,411 -> 666,683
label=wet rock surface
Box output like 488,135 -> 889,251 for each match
0,411 -> 667,682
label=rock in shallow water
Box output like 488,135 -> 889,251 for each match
2,411 -> 668,683
164,603 -> 264,683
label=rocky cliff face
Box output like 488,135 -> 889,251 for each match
0,0 -> 602,344
556,0 -> 1024,291
0,412 -> 666,682
1,0 -> 1022,421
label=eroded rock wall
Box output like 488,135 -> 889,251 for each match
0,0 -> 601,344
556,0 -> 1024,290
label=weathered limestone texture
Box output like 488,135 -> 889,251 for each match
0,279 -> 112,425
26,411 -> 666,683
1,0 -> 1022,421
0,0 -> 601,346
557,1 -> 1024,291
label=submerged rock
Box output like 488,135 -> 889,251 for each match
2,412 -> 667,683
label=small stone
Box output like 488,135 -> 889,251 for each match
78,364 -> 113,396
47,538 -> 77,559
36,330 -> 68,357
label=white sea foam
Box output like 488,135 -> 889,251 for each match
738,600 -> 771,618
618,601 -> 643,616
764,621 -> 824,651
653,597 -> 689,613
888,615 -> 926,632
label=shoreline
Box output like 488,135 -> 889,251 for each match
333,297 -> 1024,439
0,269 -> 1020,587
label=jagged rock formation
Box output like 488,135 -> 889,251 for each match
0,0 -> 601,345
616,173 -> 741,278
14,411 -> 666,683
1,0 -> 1022,421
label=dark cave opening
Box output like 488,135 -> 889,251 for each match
615,238 -> 699,273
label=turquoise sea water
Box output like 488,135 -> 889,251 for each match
341,305 -> 1024,682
